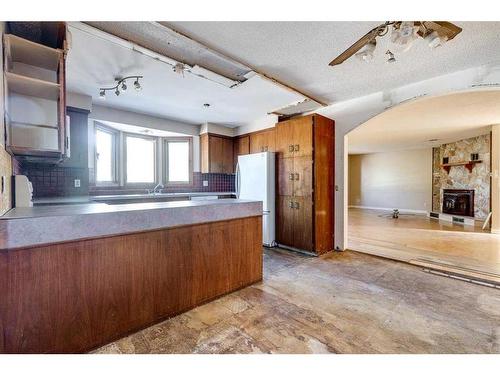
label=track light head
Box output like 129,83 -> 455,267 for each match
121,82 -> 127,91
99,90 -> 106,99
134,79 -> 141,91
115,88 -> 120,96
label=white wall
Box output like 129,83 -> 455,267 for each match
349,149 -> 433,213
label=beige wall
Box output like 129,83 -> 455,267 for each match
348,148 -> 433,212
0,21 -> 13,215
492,125 -> 500,233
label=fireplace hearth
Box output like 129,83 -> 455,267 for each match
442,189 -> 474,217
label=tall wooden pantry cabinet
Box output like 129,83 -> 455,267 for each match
275,114 -> 334,255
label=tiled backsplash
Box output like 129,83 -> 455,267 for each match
17,163 -> 89,198
89,172 -> 235,196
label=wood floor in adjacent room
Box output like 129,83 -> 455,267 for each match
94,248 -> 500,354
349,208 -> 500,283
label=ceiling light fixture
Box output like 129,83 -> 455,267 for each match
99,75 -> 143,98
386,50 -> 396,63
355,39 -> 376,62
424,30 -> 448,49
329,21 -> 462,66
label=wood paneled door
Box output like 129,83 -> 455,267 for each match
275,114 -> 334,255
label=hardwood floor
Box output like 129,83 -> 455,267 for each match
348,208 -> 500,283
94,248 -> 500,354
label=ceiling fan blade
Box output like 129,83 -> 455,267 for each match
418,21 -> 463,40
328,26 -> 381,66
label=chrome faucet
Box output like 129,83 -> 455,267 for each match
147,183 -> 164,195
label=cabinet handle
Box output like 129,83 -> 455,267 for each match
289,173 -> 294,180
294,201 -> 300,209
289,201 -> 294,208
264,146 -> 268,151
294,144 -> 300,152
294,173 -> 299,180
288,145 -> 294,152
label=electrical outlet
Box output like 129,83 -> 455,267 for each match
74,179 -> 81,188
203,180 -> 209,187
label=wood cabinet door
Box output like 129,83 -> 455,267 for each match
209,135 -> 223,173
277,196 -> 295,247
292,116 -> 313,158
293,196 -> 314,251
249,132 -> 264,153
233,135 -> 250,170
277,157 -> 294,196
221,137 -> 234,173
275,120 -> 295,158
293,156 -> 313,197
264,128 -> 276,152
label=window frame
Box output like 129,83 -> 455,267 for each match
123,132 -> 159,187
163,137 -> 193,187
94,123 -> 119,186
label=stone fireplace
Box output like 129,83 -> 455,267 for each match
442,189 -> 474,217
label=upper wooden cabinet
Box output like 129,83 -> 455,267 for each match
233,135 -> 250,169
276,116 -> 313,158
249,128 -> 276,153
200,133 -> 234,174
275,114 -> 335,255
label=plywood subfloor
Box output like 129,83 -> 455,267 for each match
348,208 -> 500,283
93,248 -> 500,354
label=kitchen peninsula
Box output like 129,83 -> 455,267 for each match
0,199 -> 263,353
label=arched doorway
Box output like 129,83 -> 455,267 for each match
344,90 -> 500,283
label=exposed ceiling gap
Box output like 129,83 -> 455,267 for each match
159,22 -> 328,107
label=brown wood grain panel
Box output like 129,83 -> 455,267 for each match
276,120 -> 294,158
233,135 -> 250,169
221,137 -> 234,173
313,114 -> 335,254
293,196 -> 314,252
200,133 -> 209,173
264,128 -> 276,152
0,217 -> 262,353
292,116 -> 313,158
277,157 -> 294,196
293,156 -> 313,197
276,196 -> 294,247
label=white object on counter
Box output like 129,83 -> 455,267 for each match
14,175 -> 33,207
236,151 -> 275,247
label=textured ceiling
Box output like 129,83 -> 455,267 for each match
347,90 -> 500,154
66,23 -> 304,127
166,21 -> 500,103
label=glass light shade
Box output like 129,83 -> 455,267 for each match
390,22 -> 418,52
355,40 -> 376,62
425,31 -> 448,48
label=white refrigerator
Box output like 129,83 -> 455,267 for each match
236,152 -> 275,247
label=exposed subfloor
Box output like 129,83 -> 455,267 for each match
93,248 -> 500,354
348,208 -> 500,283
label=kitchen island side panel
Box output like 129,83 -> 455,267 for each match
0,216 -> 262,353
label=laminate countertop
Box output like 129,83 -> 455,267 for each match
0,199 -> 262,251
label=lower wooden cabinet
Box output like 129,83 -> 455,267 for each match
277,196 -> 313,252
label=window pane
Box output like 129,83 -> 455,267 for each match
168,141 -> 190,182
95,129 -> 113,182
126,136 -> 155,183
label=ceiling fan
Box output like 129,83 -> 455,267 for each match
329,21 -> 462,66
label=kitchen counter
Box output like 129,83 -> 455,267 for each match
0,199 -> 261,250
32,192 -> 236,205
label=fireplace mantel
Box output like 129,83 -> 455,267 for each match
440,160 -> 482,174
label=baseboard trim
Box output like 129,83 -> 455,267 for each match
348,205 -> 427,215
492,229 -> 500,235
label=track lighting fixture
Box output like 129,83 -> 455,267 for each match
134,79 -> 141,91
98,75 -> 143,98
